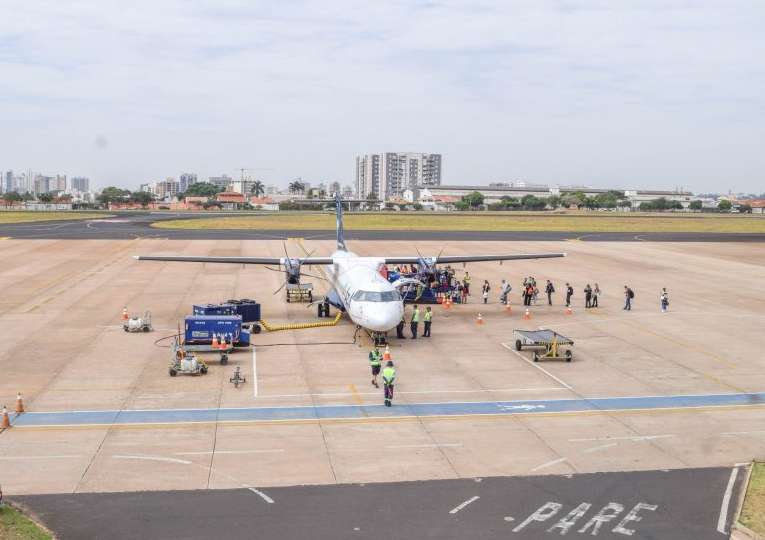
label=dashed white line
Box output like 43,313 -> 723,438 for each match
112,454 -> 192,465
582,443 -> 618,454
386,443 -> 462,449
248,487 -> 275,504
717,465 -> 741,534
721,430 -> 765,437
501,344 -> 573,390
530,457 -> 568,472
449,496 -> 480,514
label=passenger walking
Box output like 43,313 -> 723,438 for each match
410,304 -> 420,339
396,313 -> 405,339
592,283 -> 600,308
565,283 -> 574,307
545,280 -> 555,305
462,271 -> 471,297
382,360 -> 396,407
423,307 -> 433,337
624,285 -> 634,311
482,280 -> 490,304
584,284 -> 592,308
499,280 -> 512,305
369,346 -> 382,388
660,288 -> 669,313
460,281 -> 468,304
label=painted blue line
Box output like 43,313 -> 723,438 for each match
8,392 -> 765,427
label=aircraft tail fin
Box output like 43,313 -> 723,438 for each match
335,193 -> 347,251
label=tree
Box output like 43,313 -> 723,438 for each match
546,195 -> 561,209
689,200 -> 703,211
98,186 -> 131,206
413,203 -> 423,211
561,191 -> 586,209
37,192 -> 54,203
250,180 -> 265,198
461,191 -> 484,209
288,180 -> 305,195
181,182 -> 222,199
131,191 -> 155,208
717,199 -> 732,212
22,191 -> 35,201
2,191 -> 22,206
521,194 -> 546,210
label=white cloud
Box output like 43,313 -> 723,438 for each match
0,0 -> 763,192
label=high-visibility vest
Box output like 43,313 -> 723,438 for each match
382,367 -> 396,385
369,351 -> 382,366
424,311 -> 432,322
412,309 -> 420,323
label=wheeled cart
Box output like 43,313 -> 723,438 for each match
513,329 -> 574,362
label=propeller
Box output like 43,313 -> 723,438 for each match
269,243 -> 328,295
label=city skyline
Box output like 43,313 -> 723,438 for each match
1,2 -> 764,193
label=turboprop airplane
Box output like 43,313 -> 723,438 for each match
135,195 -> 565,334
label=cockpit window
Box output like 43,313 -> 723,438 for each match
352,290 -> 402,302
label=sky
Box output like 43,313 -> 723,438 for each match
1,0 -> 763,193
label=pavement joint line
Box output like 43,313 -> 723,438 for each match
261,387 -> 567,398
717,466 -> 740,534
449,495 -> 480,514
530,457 -> 569,472
0,455 -> 84,460
252,346 -> 258,397
500,343 -> 573,390
248,488 -> 275,504
720,430 -> 765,436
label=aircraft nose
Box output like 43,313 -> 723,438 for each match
365,303 -> 403,332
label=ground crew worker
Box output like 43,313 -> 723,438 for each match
410,304 -> 420,339
396,313 -> 406,339
565,283 -> 574,307
423,306 -> 432,337
382,360 -> 396,406
369,346 -> 382,387
545,280 -> 555,305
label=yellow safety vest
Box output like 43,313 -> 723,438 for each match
424,311 -> 432,322
412,309 -> 420,323
382,367 -> 396,385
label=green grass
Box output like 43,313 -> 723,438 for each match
0,505 -> 52,540
740,462 -> 765,536
0,212 -> 109,224
152,212 -> 765,233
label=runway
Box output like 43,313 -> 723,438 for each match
1,212 -> 764,241
13,467 -> 745,539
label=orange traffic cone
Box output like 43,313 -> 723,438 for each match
1,406 -> 10,429
383,345 -> 391,361
476,313 -> 484,325
15,393 -> 24,414
565,306 -> 573,315
121,307 -> 129,322
505,303 -> 512,313
211,334 -> 219,348
523,308 -> 531,320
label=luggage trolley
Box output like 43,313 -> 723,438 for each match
513,329 -> 574,362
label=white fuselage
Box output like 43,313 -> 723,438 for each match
325,249 -> 404,332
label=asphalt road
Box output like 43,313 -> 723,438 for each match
14,467 -> 743,540
1,213 -> 764,241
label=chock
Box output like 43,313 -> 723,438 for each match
15,393 -> 24,414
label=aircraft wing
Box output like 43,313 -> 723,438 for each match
133,255 -> 335,265
382,253 -> 566,265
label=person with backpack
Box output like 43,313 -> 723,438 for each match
481,280 -> 490,304
624,285 -> 634,310
565,283 -> 574,307
545,280 -> 555,305
660,288 -> 669,313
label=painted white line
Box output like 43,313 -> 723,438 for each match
449,495 -> 480,514
112,454 -> 192,465
176,449 -> 285,456
262,387 -> 566,398
717,466 -> 740,534
569,434 -> 675,442
721,430 -> 765,436
386,443 -> 462,449
530,457 -> 568,472
252,346 -> 258,398
582,443 -> 618,454
0,455 -> 84,460
248,487 -> 274,504
501,343 -> 572,390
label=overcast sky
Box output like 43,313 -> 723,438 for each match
1,0 -> 763,192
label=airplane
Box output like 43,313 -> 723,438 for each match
135,195 -> 566,335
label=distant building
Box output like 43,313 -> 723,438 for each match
208,174 -> 233,190
155,178 -> 180,200
4,171 -> 13,193
70,176 -> 90,192
179,173 -> 198,193
329,181 -> 341,196
342,185 -> 354,198
356,152 -> 442,200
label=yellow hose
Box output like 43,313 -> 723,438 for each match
259,311 -> 343,332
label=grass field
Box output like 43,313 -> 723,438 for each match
153,212 -> 765,233
0,505 -> 51,540
740,462 -> 765,536
0,212 -> 109,224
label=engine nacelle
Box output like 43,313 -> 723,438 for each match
284,258 -> 302,285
